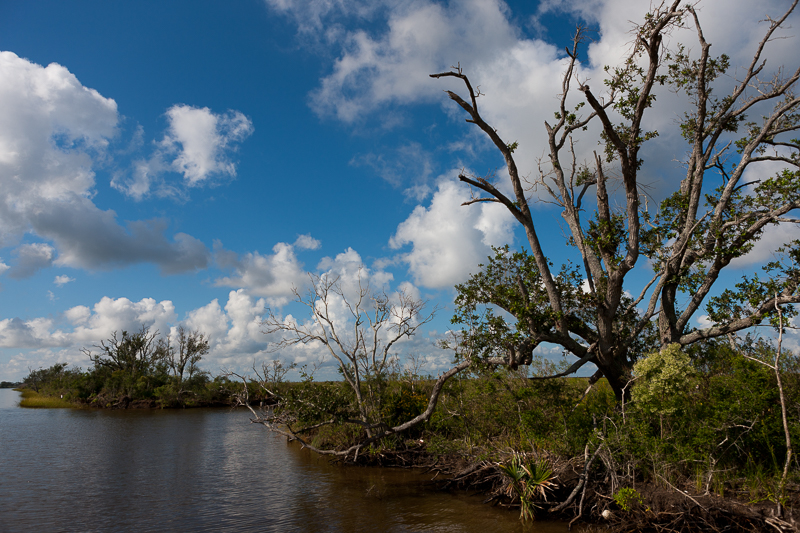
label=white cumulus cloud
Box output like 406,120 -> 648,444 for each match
307,0 -> 521,122
294,234 -> 322,250
390,178 -> 514,288
69,296 -> 177,345
53,275 -> 75,286
111,105 -> 253,200
214,241 -> 309,306
0,52 -> 211,274
0,317 -> 68,348
162,105 -> 254,186
283,0 -> 800,207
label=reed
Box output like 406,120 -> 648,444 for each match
18,389 -> 76,409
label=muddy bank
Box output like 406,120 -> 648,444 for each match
348,447 -> 797,532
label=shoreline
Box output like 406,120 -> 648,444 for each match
13,387 -> 797,531
14,388 -> 234,410
346,445 -> 797,532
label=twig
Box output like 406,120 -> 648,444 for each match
551,441 -> 604,513
655,472 -> 706,510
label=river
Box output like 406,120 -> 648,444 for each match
0,389 -> 569,532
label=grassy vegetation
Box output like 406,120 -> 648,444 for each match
17,388 -> 78,409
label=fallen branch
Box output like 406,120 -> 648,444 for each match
551,440 -> 604,513
240,359 -> 471,460
655,472 -> 706,510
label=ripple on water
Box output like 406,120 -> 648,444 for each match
0,389 -> 568,533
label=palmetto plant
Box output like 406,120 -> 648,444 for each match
497,453 -> 556,520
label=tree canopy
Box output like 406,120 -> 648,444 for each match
437,0 -> 800,399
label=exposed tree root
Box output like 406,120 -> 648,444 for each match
351,447 -> 798,532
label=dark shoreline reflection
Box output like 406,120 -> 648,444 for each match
0,389 -> 568,532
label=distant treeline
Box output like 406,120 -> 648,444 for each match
19,326 -> 234,408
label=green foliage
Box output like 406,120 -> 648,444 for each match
241,335 -> 797,504
613,487 -> 644,512
707,240 -> 800,327
586,213 -> 627,267
396,339 -> 796,504
452,246 -> 626,363
382,385 -> 428,428
286,379 -> 357,427
451,245 -> 658,391
497,453 -> 556,521
632,344 -> 695,416
433,0 -> 800,411
23,363 -> 73,393
310,421 -> 365,450
601,339 -> 795,495
19,327 -> 227,408
86,326 -> 168,385
423,367 -> 618,458
602,45 -> 661,164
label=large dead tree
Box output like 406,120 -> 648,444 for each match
233,271 -> 468,458
239,2 -> 800,461
436,1 -> 800,399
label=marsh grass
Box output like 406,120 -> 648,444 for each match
17,389 -> 77,409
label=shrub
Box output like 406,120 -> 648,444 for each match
632,344 -> 695,416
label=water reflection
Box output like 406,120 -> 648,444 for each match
0,390 -> 567,532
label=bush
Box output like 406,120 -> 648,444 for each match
632,344 -> 695,416
382,385 -> 428,429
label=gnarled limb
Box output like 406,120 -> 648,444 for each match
441,1 -> 800,401
236,360 -> 471,460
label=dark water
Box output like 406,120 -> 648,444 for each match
0,389 -> 568,532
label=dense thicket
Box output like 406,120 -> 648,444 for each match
263,340 -> 793,473
243,339 -> 797,529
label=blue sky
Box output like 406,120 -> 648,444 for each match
1,0 -> 798,381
